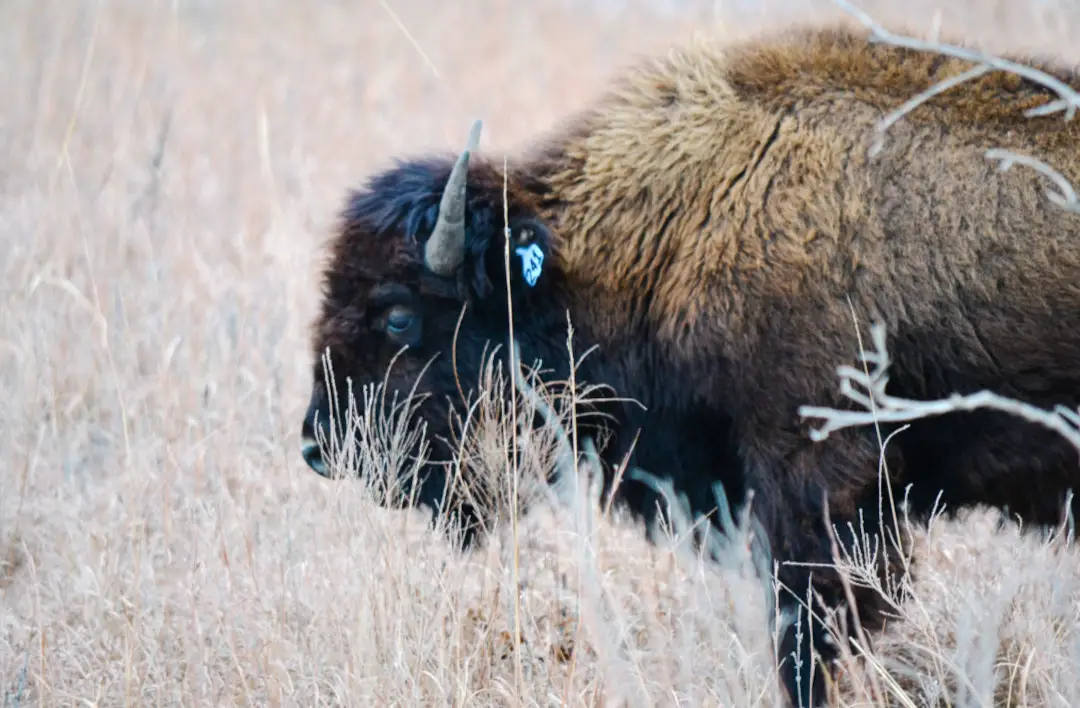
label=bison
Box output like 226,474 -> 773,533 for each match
299,23 -> 1080,707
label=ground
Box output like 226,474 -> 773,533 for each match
3,0 -> 1080,706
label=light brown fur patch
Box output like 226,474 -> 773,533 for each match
513,24 -> 1080,404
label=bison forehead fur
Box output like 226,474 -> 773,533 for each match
301,23 -> 1080,708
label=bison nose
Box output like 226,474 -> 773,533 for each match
300,435 -> 328,476
300,386 -> 333,478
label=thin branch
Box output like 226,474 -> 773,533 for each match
797,322 -> 1080,455
830,0 -> 1080,218
986,148 -> 1080,213
831,0 -> 1080,125
870,64 -> 992,156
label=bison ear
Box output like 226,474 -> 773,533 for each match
508,220 -> 547,289
471,217 -> 550,298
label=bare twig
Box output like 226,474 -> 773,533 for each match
831,0 -> 1080,217
870,63 -> 993,155
986,148 -> 1080,213
798,322 -> 1080,456
831,0 -> 1080,129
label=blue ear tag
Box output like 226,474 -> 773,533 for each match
515,243 -> 544,288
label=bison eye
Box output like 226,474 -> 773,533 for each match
383,305 -> 422,347
386,307 -> 414,335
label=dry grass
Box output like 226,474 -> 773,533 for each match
3,0 -> 1080,706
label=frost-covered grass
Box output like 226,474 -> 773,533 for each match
3,1 -> 1080,705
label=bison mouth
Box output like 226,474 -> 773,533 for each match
298,341 -> 592,546
297,366 -> 509,549
300,437 -> 329,476
298,355 -> 445,503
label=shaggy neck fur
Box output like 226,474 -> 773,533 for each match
501,22 -> 1080,413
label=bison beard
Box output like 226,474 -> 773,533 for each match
301,24 -> 1080,708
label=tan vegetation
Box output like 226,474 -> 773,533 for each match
3,0 -> 1080,705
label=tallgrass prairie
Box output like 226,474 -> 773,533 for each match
3,1 -> 1080,706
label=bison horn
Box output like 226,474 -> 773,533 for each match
424,119 -> 483,276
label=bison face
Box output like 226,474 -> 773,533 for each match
300,121 -> 558,542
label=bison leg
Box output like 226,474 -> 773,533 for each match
600,402 -> 748,542
742,428 -> 902,708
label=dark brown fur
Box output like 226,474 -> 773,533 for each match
302,24 -> 1080,707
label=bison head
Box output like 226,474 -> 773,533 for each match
300,121 -> 567,544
